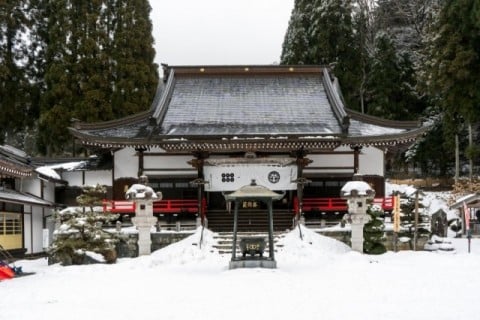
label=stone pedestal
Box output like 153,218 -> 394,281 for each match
126,179 -> 160,256
132,216 -> 157,255
350,214 -> 370,252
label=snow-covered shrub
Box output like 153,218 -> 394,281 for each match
363,204 -> 387,254
49,184 -> 119,265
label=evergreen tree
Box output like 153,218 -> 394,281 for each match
426,0 -> 480,136
109,0 -> 158,118
0,0 -> 32,144
38,0 -> 159,155
424,0 -> 480,174
280,0 -> 310,65
280,0 -> 362,110
363,204 -> 387,254
367,33 -> 422,120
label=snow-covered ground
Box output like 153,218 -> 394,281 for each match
1,186 -> 479,320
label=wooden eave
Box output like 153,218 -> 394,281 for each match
341,125 -> 430,147
0,159 -> 32,178
72,125 -> 428,153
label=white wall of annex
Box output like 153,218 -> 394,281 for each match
23,206 -> 50,254
85,170 -> 111,186
114,147 -> 139,179
56,170 -> 111,187
358,146 -> 384,176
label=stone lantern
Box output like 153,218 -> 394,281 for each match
126,176 -> 162,256
340,176 -> 375,253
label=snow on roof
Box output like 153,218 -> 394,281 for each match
35,161 -> 87,180
0,144 -> 28,158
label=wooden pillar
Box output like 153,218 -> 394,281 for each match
189,152 -> 209,226
352,145 -> 362,174
294,149 -> 311,224
267,199 -> 275,260
135,147 -> 147,178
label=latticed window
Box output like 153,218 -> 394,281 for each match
1,213 -> 22,235
0,212 -> 22,249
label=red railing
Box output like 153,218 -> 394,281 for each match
102,198 -> 207,215
293,196 -> 394,214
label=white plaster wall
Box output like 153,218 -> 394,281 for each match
144,154 -> 196,176
22,206 -> 48,254
303,146 -> 384,176
23,213 -> 32,253
308,153 -> 354,168
84,170 -> 111,186
358,146 -> 384,176
59,170 -> 111,187
19,177 -> 41,196
19,177 -> 55,254
61,171 -> 84,186
114,147 -> 139,179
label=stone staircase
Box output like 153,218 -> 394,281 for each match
206,209 -> 295,232
213,231 -> 286,255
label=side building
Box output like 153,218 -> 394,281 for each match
69,65 -> 429,231
0,145 -> 57,257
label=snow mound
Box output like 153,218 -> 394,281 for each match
276,225 -> 351,263
149,227 -> 223,266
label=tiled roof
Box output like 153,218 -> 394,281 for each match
69,65 -> 428,151
160,74 -> 341,136
0,188 -> 56,207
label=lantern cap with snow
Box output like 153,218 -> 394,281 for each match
340,175 -> 375,215
340,175 -> 374,253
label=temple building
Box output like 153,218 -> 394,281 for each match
69,65 -> 429,231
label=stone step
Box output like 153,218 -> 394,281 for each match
206,209 -> 294,232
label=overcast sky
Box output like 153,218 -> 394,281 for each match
149,0 -> 294,68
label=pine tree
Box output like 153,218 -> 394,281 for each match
363,204 -> 387,254
49,184 -> 119,265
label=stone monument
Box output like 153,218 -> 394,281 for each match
340,175 -> 375,253
126,176 -> 162,256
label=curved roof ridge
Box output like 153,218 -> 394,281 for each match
346,108 -> 422,129
70,110 -> 152,131
150,69 -> 176,126
322,68 -> 349,133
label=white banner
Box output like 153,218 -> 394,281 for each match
204,163 -> 298,192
